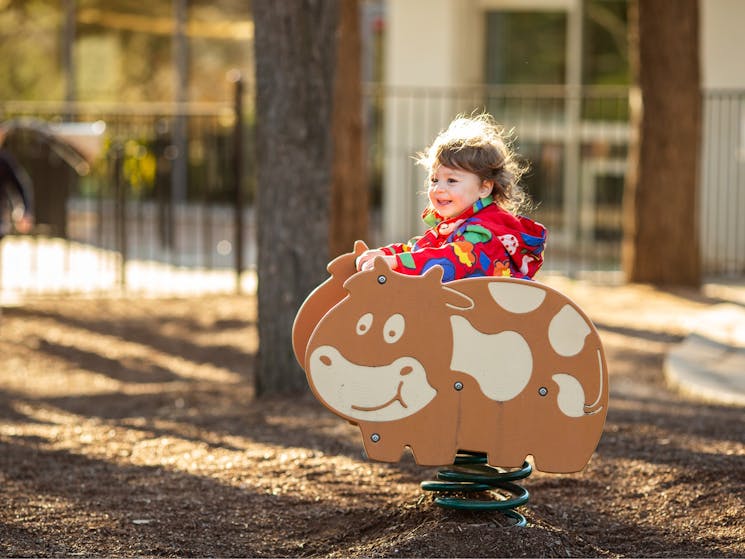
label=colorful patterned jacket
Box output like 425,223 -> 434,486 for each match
381,196 -> 547,282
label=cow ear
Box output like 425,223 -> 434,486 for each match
353,240 -> 369,255
420,266 -> 474,310
421,264 -> 444,283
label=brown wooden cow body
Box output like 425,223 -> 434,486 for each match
292,242 -> 608,473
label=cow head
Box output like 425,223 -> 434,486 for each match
304,259 -> 472,423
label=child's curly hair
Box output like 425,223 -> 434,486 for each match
416,113 -> 531,214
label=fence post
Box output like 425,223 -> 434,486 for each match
231,71 -> 245,294
113,143 -> 127,291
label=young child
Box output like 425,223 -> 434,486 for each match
356,113 -> 546,282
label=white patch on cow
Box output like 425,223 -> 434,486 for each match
308,345 -> 436,422
585,349 -> 605,410
548,305 -> 591,356
552,373 -> 586,417
487,282 -> 547,314
449,315 -> 532,401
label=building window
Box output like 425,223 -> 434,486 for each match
485,11 -> 567,85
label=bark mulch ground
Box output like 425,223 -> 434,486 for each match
0,279 -> 743,557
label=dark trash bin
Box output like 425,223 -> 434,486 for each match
0,119 -> 105,238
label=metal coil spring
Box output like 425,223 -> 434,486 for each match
420,451 -> 532,527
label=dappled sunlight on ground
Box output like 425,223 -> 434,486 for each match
1,290 -> 743,557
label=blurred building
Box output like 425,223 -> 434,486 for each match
0,0 -> 742,297
381,0 -> 745,276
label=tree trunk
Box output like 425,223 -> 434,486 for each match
622,0 -> 702,286
330,0 -> 368,258
253,0 -> 338,396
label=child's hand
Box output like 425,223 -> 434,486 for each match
355,249 -> 384,271
355,249 -> 397,272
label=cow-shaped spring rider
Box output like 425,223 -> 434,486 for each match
293,241 -> 608,516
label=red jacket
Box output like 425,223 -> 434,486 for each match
382,196 -> 547,282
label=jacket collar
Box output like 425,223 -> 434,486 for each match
421,195 -> 495,228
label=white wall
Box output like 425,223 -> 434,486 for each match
382,0 -> 484,243
381,0 -> 745,273
385,0 -> 483,88
699,0 -> 745,274
381,0 -> 580,244
700,0 -> 745,89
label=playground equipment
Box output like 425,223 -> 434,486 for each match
292,241 -> 608,526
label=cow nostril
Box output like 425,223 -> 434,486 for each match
400,366 -> 413,376
320,355 -> 332,366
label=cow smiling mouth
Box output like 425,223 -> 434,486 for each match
351,380 -> 408,412
308,346 -> 436,421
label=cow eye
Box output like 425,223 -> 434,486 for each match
383,314 -> 405,344
356,313 -> 373,335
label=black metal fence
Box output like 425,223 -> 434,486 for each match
701,89 -> 745,277
365,84 -> 630,276
1,86 -> 743,299
1,81 -> 255,297
364,84 -> 744,279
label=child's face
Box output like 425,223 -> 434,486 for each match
427,165 -> 492,219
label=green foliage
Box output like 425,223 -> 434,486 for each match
0,0 -> 252,103
122,139 -> 156,196
0,0 -> 64,100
